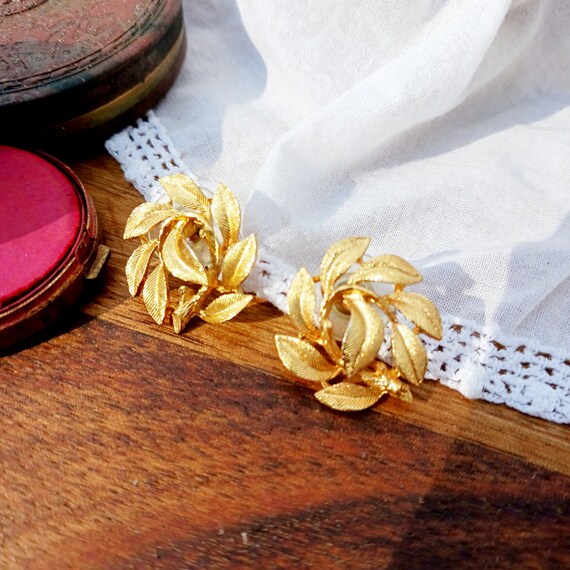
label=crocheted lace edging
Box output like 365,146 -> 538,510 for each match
106,113 -> 570,424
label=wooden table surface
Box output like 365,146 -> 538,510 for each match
1,148 -> 569,569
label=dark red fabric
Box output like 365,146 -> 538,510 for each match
0,147 -> 81,306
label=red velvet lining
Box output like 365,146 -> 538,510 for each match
0,147 -> 81,306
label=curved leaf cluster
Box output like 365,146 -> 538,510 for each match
124,174 -> 256,332
275,238 -> 442,412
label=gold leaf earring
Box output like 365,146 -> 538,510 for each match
124,174 -> 256,332
275,237 -> 443,412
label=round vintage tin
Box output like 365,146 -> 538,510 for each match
0,146 -> 108,348
0,0 -> 185,146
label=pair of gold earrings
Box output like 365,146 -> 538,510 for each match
124,174 -> 442,412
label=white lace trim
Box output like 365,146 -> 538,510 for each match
106,111 -> 210,202
106,114 -> 570,424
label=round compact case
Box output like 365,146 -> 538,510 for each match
0,0 -> 185,145
0,146 -> 109,348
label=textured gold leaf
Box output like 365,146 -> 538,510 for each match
314,383 -> 382,412
125,240 -> 158,296
341,294 -> 384,377
159,174 -> 211,219
348,255 -> 422,286
211,183 -> 241,248
387,290 -> 442,340
220,234 -> 257,290
275,335 -> 341,382
162,225 -> 209,286
320,237 -> 370,295
288,268 -> 317,334
142,262 -> 168,325
172,286 -> 205,333
200,293 -> 253,324
362,372 -> 413,403
123,202 -> 176,239
391,323 -> 427,385
389,379 -> 413,402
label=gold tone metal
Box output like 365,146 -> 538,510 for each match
124,174 -> 256,332
276,238 -> 443,412
85,245 -> 111,280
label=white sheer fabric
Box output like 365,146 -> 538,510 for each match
107,0 -> 570,422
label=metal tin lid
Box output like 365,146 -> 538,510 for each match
0,146 -> 107,348
0,0 -> 185,145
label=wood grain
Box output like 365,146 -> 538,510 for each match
2,317 -> 569,568
0,149 -> 568,568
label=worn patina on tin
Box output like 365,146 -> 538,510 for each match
0,0 -> 185,145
